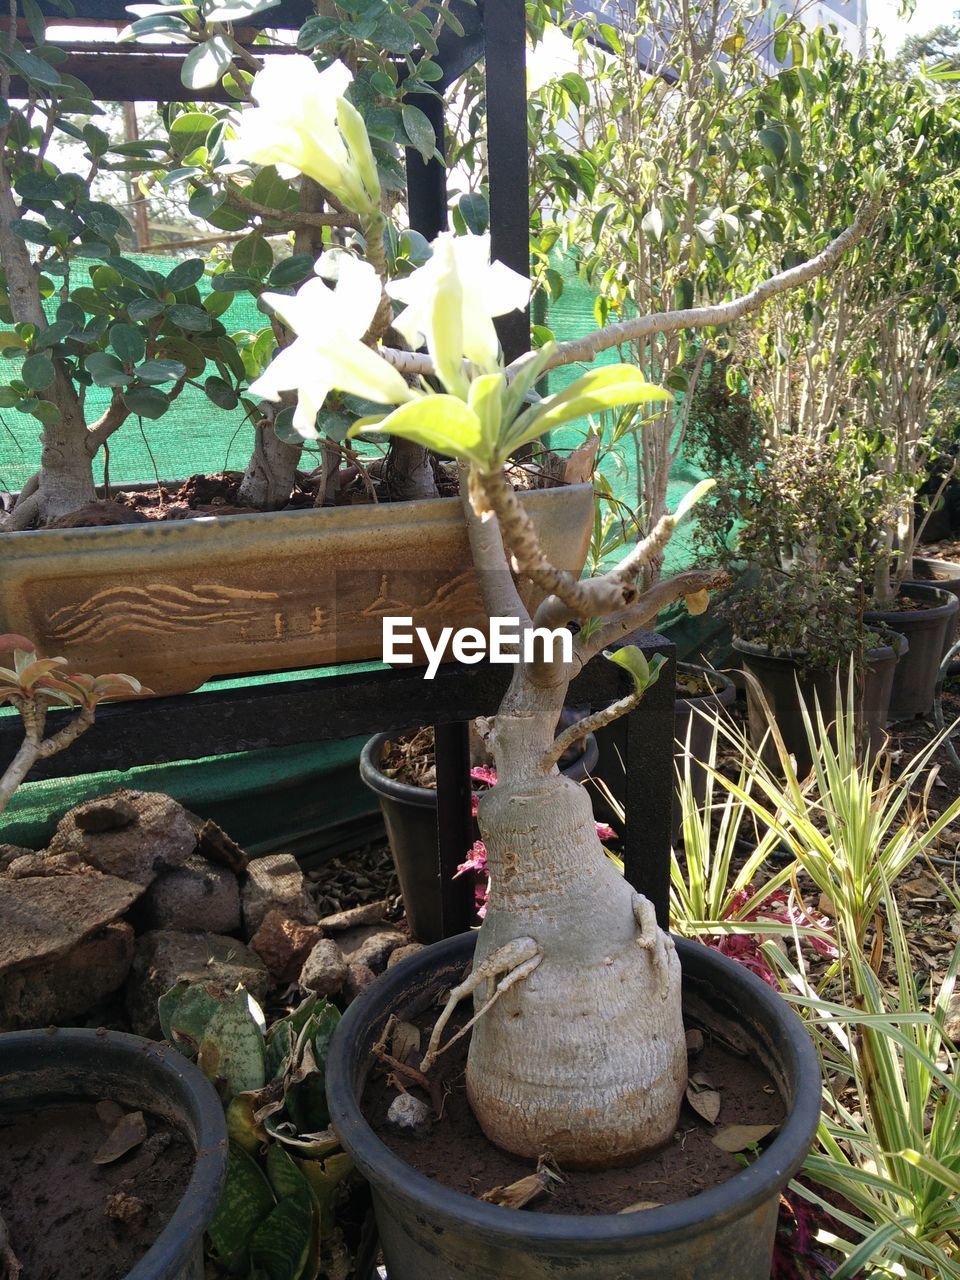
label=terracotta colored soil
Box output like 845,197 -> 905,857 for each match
366,1002 -> 785,1216
0,1101 -> 194,1280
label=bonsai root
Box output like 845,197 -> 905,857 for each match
632,892 -> 674,999
420,938 -> 541,1073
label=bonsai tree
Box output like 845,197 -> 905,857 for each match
226,52 -> 877,1163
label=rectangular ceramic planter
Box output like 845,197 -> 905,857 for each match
0,484 -> 594,695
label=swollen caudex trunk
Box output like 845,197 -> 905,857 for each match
465,712 -> 686,1168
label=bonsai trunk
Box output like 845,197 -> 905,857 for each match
466,679 -> 686,1167
35,373 -> 98,523
237,406 -> 304,510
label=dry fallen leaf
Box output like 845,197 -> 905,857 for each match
480,1171 -> 553,1209
711,1124 -> 775,1153
684,589 -> 710,617
93,1110 -> 147,1165
391,1020 -> 421,1064
619,1200 -> 663,1213
563,436 -> 601,485
96,1100 -> 125,1127
685,1073 -> 721,1124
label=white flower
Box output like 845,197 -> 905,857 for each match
387,233 -> 531,393
249,255 -> 415,439
229,55 -> 379,216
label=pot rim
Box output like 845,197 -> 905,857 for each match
326,932 -> 821,1250
675,660 -> 737,710
864,582 -> 960,623
1,482 -> 594,545
731,634 -> 904,663
0,1026 -> 228,1280
360,730 -> 600,809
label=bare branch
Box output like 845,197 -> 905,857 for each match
541,690 -> 642,771
459,465 -> 531,626
576,568 -> 731,664
513,200 -> 881,375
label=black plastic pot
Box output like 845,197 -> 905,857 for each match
591,662 -> 737,841
908,558 -> 960,648
326,932 -> 820,1280
0,1027 -> 228,1280
359,732 -> 599,945
865,583 -> 959,719
733,635 -> 904,773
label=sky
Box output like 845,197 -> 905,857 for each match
868,0 -> 953,56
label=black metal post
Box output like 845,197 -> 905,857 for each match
484,0 -> 530,362
404,91 -> 448,241
433,720 -> 476,936
619,649 -> 676,929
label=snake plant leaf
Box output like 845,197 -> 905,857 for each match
197,989 -> 267,1102
604,647 -> 668,697
207,1141 -> 276,1273
348,394 -> 487,467
226,1090 -> 269,1154
157,981 -> 222,1057
262,1117 -> 341,1156
505,366 -> 672,453
250,1147 -> 316,1280
309,1002 -> 341,1065
264,1020 -> 295,1082
284,1041 -> 330,1134
296,1151 -> 354,1233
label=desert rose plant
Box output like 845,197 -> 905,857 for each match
227,55 -> 881,1165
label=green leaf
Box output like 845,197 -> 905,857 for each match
20,353 -> 55,391
401,104 -> 436,162
207,1143 -> 276,1272
0,386 -> 20,408
376,14 -> 417,52
458,192 -> 489,235
84,352 -> 129,387
167,303 -> 212,332
507,366 -> 673,453
165,257 -> 205,293
203,0 -> 280,20
109,322 -> 145,364
248,1184 -> 314,1280
197,989 -> 266,1103
2,46 -> 61,87
604,647 -> 668,697
169,111 -> 217,156
673,477 -> 716,523
232,233 -> 273,278
123,386 -> 170,418
135,358 -> 186,384
641,206 -> 664,242
759,127 -> 786,164
107,256 -> 160,294
267,254 -> 314,289
349,395 -> 485,465
181,35 -> 233,91
128,298 -> 165,322
29,399 -> 61,426
204,375 -> 239,409
467,372 -> 505,459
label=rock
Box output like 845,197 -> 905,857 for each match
343,962 -> 376,1002
196,819 -> 248,874
387,943 -> 426,969
385,1093 -> 432,1138
139,854 -> 241,934
0,843 -> 35,872
317,901 -> 389,933
250,911 -> 324,984
0,871 -> 143,977
74,795 -> 139,833
125,930 -> 270,1039
945,991 -> 960,1044
0,921 -> 134,1030
6,851 -> 86,878
50,790 -> 196,887
241,854 -> 317,940
337,925 -> 407,974
299,938 -> 348,997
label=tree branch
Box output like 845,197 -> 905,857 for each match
225,183 -> 358,230
459,464 -> 531,626
575,568 -> 731,664
540,690 -> 642,771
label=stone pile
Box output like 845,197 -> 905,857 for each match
0,789 -> 420,1035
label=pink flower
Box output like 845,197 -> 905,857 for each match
455,840 -> 488,878
470,765 -> 498,787
594,821 -> 617,842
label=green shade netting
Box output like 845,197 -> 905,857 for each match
0,250 -> 709,850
